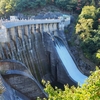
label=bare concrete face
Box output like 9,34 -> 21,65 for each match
0,22 -> 60,78
0,20 -> 67,76
0,17 -> 88,98
0,19 -> 71,99
0,60 -> 46,100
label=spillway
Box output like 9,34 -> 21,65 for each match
54,37 -> 87,86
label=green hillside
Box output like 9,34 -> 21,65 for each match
0,0 -> 99,17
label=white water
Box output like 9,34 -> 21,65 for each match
55,38 -> 87,86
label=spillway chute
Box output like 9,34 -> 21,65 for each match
54,37 -> 88,86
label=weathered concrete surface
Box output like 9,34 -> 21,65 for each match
43,30 -> 73,85
0,23 -> 78,88
0,60 -> 46,100
0,17 -> 75,99
0,75 -> 30,100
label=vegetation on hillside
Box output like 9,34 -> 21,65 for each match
38,68 -> 100,100
0,0 -> 46,16
75,6 -> 100,66
0,0 -> 100,17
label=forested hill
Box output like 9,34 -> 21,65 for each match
75,5 -> 100,66
0,0 -> 100,17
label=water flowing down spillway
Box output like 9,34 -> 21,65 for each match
54,37 -> 88,86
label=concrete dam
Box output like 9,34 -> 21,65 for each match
0,18 -> 87,99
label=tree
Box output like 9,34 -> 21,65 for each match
91,0 -> 96,6
79,6 -> 96,19
75,6 -> 100,66
76,18 -> 93,40
35,0 -> 46,7
0,0 -> 6,15
55,0 -> 77,12
0,0 -> 47,16
38,69 -> 100,100
0,0 -> 17,16
95,50 -> 100,65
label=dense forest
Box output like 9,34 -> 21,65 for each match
0,0 -> 100,17
76,5 -> 100,66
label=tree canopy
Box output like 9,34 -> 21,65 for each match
0,0 -> 47,16
75,6 -> 100,66
38,68 -> 100,100
0,0 -> 100,17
